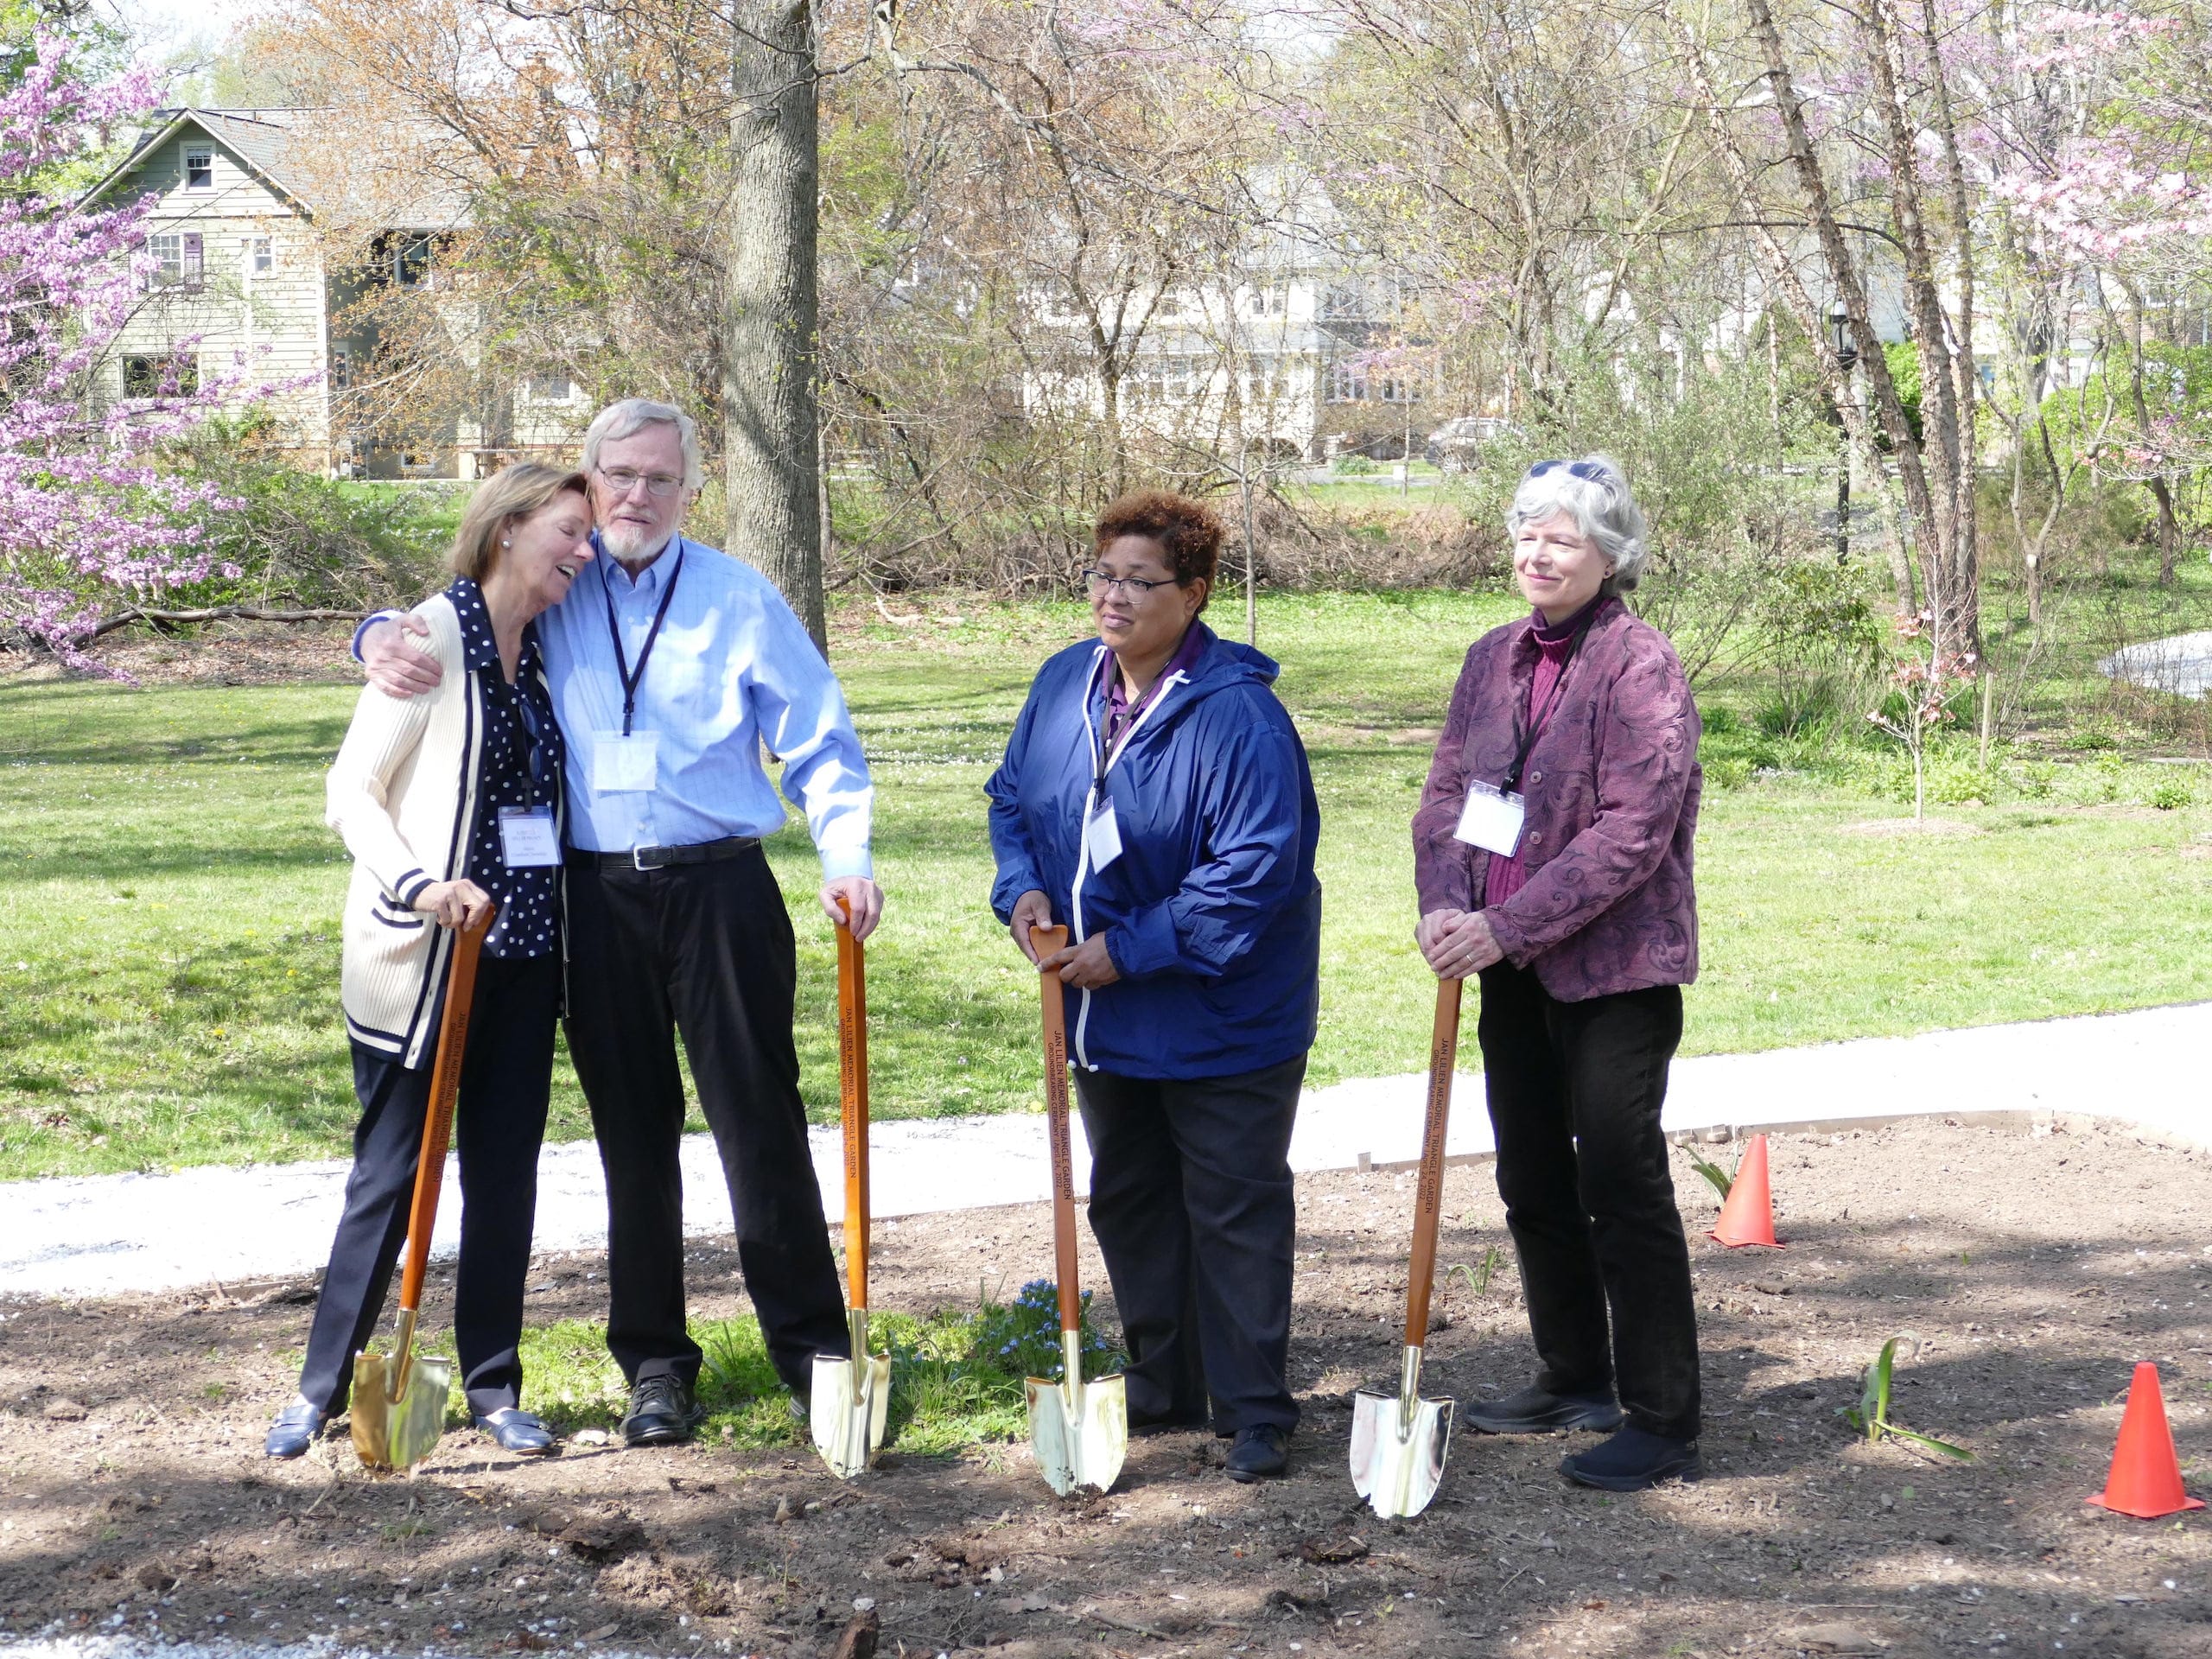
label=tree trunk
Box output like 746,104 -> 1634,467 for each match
722,0 -> 825,646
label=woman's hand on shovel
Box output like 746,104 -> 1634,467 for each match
1417,907 -> 1503,979
1041,933 -> 1121,989
414,879 -> 493,931
1009,890 -> 1055,963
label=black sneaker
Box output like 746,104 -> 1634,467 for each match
1560,1425 -> 1702,1492
1464,1384 -> 1624,1435
1224,1424 -> 1288,1483
620,1376 -> 704,1447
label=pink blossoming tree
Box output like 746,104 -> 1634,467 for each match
0,35 -> 238,671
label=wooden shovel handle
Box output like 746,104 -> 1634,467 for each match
1031,925 -> 1080,1336
836,897 -> 870,1309
397,904 -> 494,1317
1402,976 -> 1463,1347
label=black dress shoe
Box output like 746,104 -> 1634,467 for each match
474,1408 -> 556,1455
621,1376 -> 704,1447
1225,1424 -> 1289,1483
264,1401 -> 327,1459
1560,1425 -> 1702,1491
1464,1384 -> 1624,1436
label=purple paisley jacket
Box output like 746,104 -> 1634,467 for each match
1412,596 -> 1701,1001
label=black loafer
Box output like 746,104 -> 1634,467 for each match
1464,1384 -> 1624,1436
1560,1425 -> 1702,1491
1225,1424 -> 1289,1483
474,1408 -> 556,1455
264,1401 -> 327,1459
620,1376 -> 704,1447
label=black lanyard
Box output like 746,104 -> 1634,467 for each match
601,547 -> 685,736
487,663 -> 555,810
1501,607 -> 1599,794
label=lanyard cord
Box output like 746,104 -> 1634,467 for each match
1501,607 -> 1600,794
601,546 -> 686,737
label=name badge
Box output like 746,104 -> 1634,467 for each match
1084,799 -> 1124,874
591,730 -> 659,793
1453,781 -> 1526,857
499,805 -> 561,868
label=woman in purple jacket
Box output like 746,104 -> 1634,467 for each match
1411,455 -> 1703,1493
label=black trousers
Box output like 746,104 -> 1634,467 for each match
1476,961 -> 1700,1440
1073,1052 -> 1305,1436
563,848 -> 846,1398
299,954 -> 558,1420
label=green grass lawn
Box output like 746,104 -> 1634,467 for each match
3,588 -> 2209,1181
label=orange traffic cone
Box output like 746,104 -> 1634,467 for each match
2088,1362 -> 2204,1519
1708,1134 -> 1783,1249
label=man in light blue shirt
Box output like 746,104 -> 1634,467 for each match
359,398 -> 880,1446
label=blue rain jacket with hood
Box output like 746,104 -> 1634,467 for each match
987,621 -> 1321,1080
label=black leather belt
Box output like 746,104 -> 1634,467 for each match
566,835 -> 761,874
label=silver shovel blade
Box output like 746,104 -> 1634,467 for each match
810,1351 -> 892,1479
1025,1372 -> 1128,1496
1349,1387 -> 1453,1518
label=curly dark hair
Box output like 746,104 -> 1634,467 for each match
1093,490 -> 1223,609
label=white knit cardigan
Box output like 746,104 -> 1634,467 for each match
325,592 -> 561,1067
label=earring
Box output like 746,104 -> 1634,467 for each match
501,538 -> 511,548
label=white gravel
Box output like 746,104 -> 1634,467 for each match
2,1003 -> 2205,1302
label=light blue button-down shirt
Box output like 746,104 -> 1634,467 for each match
537,533 -> 872,874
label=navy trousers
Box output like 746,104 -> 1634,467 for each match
1476,961 -> 1700,1440
562,848 -> 847,1399
298,953 -> 557,1420
1073,1052 -> 1306,1436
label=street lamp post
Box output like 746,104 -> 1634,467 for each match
1830,302 -> 1859,563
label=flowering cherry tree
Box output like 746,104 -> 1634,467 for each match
0,35 -> 236,671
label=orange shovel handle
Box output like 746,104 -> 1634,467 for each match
397,904 -> 494,1318
836,896 -> 870,1309
1030,925 -> 1080,1336
1402,976 -> 1462,1348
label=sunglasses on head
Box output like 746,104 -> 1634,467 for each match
1527,459 -> 1611,482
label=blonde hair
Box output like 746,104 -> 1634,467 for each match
448,463 -> 592,581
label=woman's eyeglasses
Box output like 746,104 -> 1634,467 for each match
597,466 -> 686,499
1083,569 -> 1177,598
1528,460 -> 1609,482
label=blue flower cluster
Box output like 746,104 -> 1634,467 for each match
973,1279 -> 1122,1382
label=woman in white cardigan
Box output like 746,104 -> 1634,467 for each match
267,464 -> 594,1460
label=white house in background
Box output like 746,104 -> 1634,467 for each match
83,108 -> 588,480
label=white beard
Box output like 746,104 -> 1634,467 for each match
601,520 -> 669,565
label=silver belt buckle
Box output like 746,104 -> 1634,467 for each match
632,844 -> 658,872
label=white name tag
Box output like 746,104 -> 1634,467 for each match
590,730 -> 659,793
1084,799 -> 1124,874
1453,781 -> 1526,857
498,805 -> 561,868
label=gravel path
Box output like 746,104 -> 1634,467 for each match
3,1003 -> 2205,1300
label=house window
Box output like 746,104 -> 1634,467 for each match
1249,284 -> 1286,318
250,237 -> 273,275
1133,358 -> 1166,403
184,146 -> 213,190
395,238 -> 433,288
525,373 -> 573,401
124,353 -> 199,397
146,232 -> 205,291
1319,285 -> 1370,321
331,346 -> 353,391
1328,359 -> 1368,404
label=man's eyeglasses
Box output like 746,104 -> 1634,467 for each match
1528,460 -> 1609,483
1082,569 -> 1178,598
597,466 -> 686,499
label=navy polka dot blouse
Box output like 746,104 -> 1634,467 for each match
448,578 -> 563,960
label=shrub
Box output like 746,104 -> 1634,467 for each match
2151,780 -> 2194,810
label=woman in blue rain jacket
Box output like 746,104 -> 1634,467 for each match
987,489 -> 1320,1483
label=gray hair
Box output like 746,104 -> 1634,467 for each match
582,397 -> 704,493
1505,454 -> 1650,594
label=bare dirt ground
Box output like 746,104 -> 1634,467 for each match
3,1117 -> 2209,1659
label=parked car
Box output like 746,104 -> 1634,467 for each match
1424,416 -> 1516,473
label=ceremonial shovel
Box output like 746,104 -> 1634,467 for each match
1349,976 -> 1462,1518
353,904 -> 493,1472
810,899 -> 892,1478
1023,925 -> 1128,1496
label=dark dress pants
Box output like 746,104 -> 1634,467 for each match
563,848 -> 847,1398
1476,960 -> 1700,1440
298,953 -> 558,1420
1073,1053 -> 1305,1436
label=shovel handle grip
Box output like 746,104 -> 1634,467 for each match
398,904 -> 494,1319
1031,925 -> 1081,1337
836,896 -> 870,1310
1402,976 -> 1462,1349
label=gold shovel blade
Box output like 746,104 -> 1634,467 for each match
1024,1372 -> 1128,1497
810,1351 -> 893,1478
351,1348 -> 453,1472
1348,1387 -> 1453,1518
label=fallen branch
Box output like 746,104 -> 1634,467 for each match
89,605 -> 369,640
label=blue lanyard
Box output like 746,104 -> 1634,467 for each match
601,548 -> 686,737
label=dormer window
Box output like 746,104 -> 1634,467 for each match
184,145 -> 213,191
